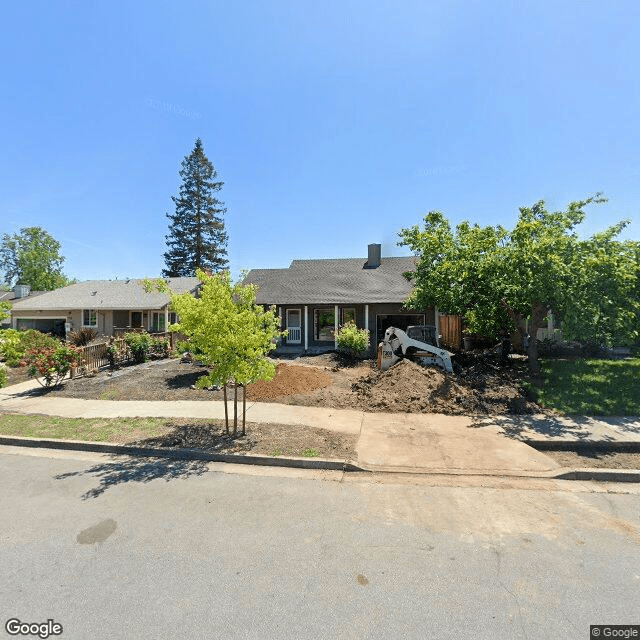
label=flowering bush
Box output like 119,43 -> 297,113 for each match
336,321 -> 370,357
26,344 -> 83,388
0,363 -> 7,388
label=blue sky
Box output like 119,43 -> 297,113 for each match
1,0 -> 639,282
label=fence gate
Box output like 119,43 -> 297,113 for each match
439,314 -> 462,350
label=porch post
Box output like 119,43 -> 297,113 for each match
365,304 -> 369,353
334,304 -> 338,350
304,306 -> 308,351
147,310 -> 152,332
164,307 -> 169,334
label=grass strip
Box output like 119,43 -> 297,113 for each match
0,414 -> 172,443
527,358 -> 640,416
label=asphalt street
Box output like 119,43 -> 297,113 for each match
1,447 -> 639,640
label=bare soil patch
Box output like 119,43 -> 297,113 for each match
4,365 -> 31,387
247,363 -> 333,400
544,449 -> 640,470
47,350 -> 538,416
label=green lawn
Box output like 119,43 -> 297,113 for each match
530,358 -> 640,416
0,415 -> 171,442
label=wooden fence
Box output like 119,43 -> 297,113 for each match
77,341 -> 112,371
438,314 -> 463,351
72,332 -> 175,376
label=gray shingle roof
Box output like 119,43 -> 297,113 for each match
0,290 -> 46,302
10,278 -> 200,311
244,257 -> 417,305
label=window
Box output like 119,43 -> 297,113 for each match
314,309 -> 335,341
83,309 -> 97,327
341,308 -> 356,325
152,313 -> 166,332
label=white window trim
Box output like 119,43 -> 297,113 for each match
83,309 -> 98,328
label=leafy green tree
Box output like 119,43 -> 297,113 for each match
163,138 -> 229,277
0,226 -> 71,290
148,270 -> 284,434
399,195 -> 638,374
0,300 -> 10,324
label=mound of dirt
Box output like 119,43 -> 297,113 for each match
247,362 -> 333,401
351,359 -> 537,414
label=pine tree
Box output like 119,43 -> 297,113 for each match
163,138 -> 229,277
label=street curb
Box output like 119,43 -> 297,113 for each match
1,436 -> 638,483
525,439 -> 640,452
0,435 -> 364,472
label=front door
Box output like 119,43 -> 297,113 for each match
286,309 -> 301,344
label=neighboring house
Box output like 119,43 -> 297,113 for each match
0,285 -> 46,329
9,278 -> 200,338
243,244 -> 434,354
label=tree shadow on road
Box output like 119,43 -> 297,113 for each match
54,456 -> 209,500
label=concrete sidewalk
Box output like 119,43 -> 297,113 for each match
1,378 -> 638,477
473,413 -> 640,447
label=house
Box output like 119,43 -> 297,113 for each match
243,244 -> 434,354
9,278 -> 200,338
1,285 -> 46,329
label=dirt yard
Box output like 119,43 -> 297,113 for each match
544,449 -> 640,471
43,350 -> 539,415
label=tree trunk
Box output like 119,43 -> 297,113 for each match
526,301 -> 550,376
527,335 -> 541,375
223,384 -> 229,435
233,383 -> 238,437
501,298 -> 548,375
242,384 -> 246,436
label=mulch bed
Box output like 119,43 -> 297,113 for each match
127,419 -> 357,459
3,365 -> 32,387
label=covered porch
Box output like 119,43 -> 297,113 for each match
112,309 -> 176,335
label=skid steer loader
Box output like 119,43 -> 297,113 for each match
377,326 -> 455,373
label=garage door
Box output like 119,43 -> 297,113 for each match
16,318 -> 66,337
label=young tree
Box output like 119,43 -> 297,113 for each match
0,226 -> 71,290
148,270 -> 285,435
163,138 -> 229,277
399,195 -> 638,374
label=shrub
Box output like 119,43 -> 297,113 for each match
0,329 -> 24,366
149,336 -> 170,359
336,322 -> 370,357
0,329 -> 58,366
0,363 -> 7,388
19,329 -> 59,354
68,327 -> 98,346
26,343 -> 83,388
124,331 -> 151,364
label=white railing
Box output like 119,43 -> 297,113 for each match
287,326 -> 301,344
